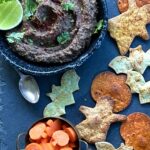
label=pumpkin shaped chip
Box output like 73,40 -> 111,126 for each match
91,71 -> 132,112
120,112 -> 150,150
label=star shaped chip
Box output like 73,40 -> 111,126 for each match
75,96 -> 126,143
108,0 -> 150,55
109,45 -> 150,74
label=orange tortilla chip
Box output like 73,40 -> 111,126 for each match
91,71 -> 132,112
120,112 -> 150,150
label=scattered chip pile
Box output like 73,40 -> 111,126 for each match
44,70 -> 80,117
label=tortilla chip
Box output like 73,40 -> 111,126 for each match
61,69 -> 80,92
108,0 -> 150,55
109,56 -> 132,74
47,85 -> 75,106
44,70 -> 80,117
126,71 -> 145,93
91,71 -> 132,112
43,101 -> 66,117
76,96 -> 126,143
95,142 -> 115,150
139,81 -> 150,104
120,112 -> 150,150
95,142 -> 133,150
109,45 -> 150,75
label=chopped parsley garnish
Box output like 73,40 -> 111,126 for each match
94,19 -> 104,34
7,32 -> 25,43
62,2 -> 75,11
24,0 -> 38,20
57,32 -> 71,45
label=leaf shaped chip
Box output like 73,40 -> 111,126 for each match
126,71 -> 145,93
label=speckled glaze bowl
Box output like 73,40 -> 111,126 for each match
0,0 -> 108,76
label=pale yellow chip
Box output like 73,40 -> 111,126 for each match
139,81 -> 150,104
126,71 -> 145,93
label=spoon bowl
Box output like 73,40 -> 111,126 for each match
18,73 -> 40,103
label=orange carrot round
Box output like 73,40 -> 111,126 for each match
46,119 -> 53,127
64,127 -> 77,142
52,130 -> 69,147
29,123 -> 46,140
60,147 -> 73,150
25,143 -> 42,150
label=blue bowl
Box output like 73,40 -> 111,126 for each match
0,0 -> 108,76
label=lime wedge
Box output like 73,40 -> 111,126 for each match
0,0 -> 23,30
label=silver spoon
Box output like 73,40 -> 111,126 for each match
18,71 -> 40,104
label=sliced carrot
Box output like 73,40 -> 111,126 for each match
64,127 -> 77,142
52,130 -> 69,147
46,119 -> 53,127
41,132 -> 48,139
45,119 -> 62,137
62,124 -> 69,130
41,138 -> 49,143
29,123 -> 46,140
25,143 -> 42,150
69,142 -> 76,148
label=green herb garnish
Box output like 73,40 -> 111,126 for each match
62,2 -> 75,11
0,0 -> 13,4
24,0 -> 38,20
7,32 -> 25,43
57,32 -> 71,45
94,19 -> 104,34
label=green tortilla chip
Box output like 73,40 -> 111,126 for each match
61,69 -> 80,92
44,70 -> 80,117
126,71 -> 145,93
43,101 -> 66,117
139,81 -> 150,104
47,85 -> 75,106
109,56 -> 132,74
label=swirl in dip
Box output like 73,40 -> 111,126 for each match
7,0 -> 97,64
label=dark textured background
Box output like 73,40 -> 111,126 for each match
1,0 -> 150,149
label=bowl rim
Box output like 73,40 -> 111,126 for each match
0,0 -> 108,76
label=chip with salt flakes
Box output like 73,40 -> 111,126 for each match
44,70 -> 80,117
109,56 -> 132,74
139,81 -> 150,104
126,71 -> 145,93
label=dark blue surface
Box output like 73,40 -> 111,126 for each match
1,0 -> 150,150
